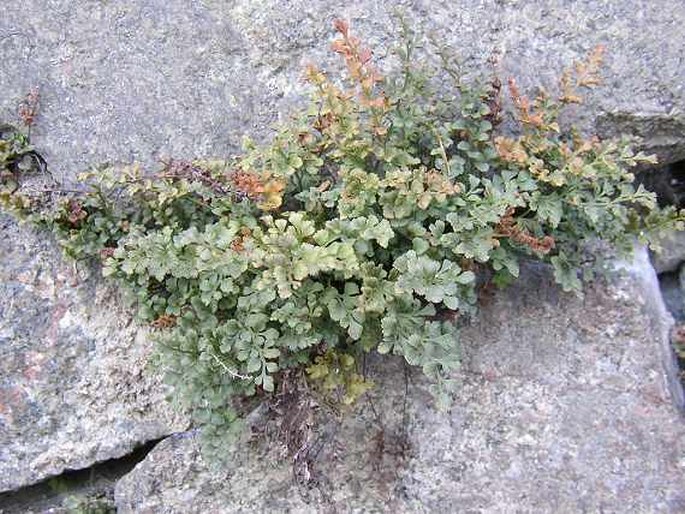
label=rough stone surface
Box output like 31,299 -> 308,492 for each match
2,0 -> 685,503
114,249 -> 685,513
0,216 -> 188,493
652,231 -> 685,274
1,0 -> 685,178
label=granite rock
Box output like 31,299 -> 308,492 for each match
2,0 -> 685,501
114,249 -> 685,513
0,217 -> 188,493
1,0 -> 685,178
652,231 -> 685,274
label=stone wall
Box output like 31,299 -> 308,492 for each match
1,1 -> 684,511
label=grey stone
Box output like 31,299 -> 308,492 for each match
114,248 -> 685,513
2,0 -> 685,502
0,216 -> 188,493
652,231 -> 685,274
1,0 -> 685,177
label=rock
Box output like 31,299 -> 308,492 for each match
0,216 -> 188,493
3,0 -> 685,502
114,248 -> 685,513
1,0 -> 685,176
651,231 -> 685,274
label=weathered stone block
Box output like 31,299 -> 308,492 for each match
2,0 -> 685,504
114,250 -> 685,513
0,217 -> 187,493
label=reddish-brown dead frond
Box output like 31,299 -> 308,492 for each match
496,208 -> 555,254
231,170 -> 285,211
66,199 -> 87,226
331,19 -> 388,113
231,170 -> 265,199
559,45 -> 605,104
230,227 -> 252,253
484,76 -> 504,127
507,78 -> 545,128
99,247 -> 116,260
151,314 -> 177,329
18,88 -> 40,128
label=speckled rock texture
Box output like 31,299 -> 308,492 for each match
0,216 -> 188,493
2,0 -> 685,503
114,249 -> 685,513
652,231 -> 685,274
1,0 -> 685,176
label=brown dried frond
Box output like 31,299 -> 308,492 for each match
160,158 -> 229,194
528,158 -> 551,181
151,314 -> 177,329
230,238 -> 245,252
559,69 -> 583,104
66,199 -> 87,226
576,45 -> 605,87
313,112 -> 334,132
99,247 -> 116,260
231,170 -> 285,211
259,176 -> 286,211
18,88 -> 40,128
297,130 -> 314,146
230,228 -> 252,253
559,45 -> 605,104
303,64 -> 327,86
424,171 -> 459,195
496,208 -> 555,254
507,78 -> 544,128
331,19 -> 387,111
333,18 -> 350,37
232,170 -> 265,199
484,76 -> 503,127
494,137 -> 528,164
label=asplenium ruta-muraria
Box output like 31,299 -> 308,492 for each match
2,19 -> 682,451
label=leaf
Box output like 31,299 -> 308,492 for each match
348,318 -> 363,340
475,161 -> 489,173
456,270 -> 475,284
530,192 -> 563,227
262,375 -> 275,392
247,358 -> 261,373
262,348 -> 280,359
412,237 -> 430,255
